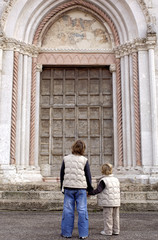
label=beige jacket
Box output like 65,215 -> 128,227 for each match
63,154 -> 87,189
97,174 -> 120,207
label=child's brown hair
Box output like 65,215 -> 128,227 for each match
71,140 -> 86,155
102,163 -> 113,175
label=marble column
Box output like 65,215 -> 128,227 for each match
0,50 -> 14,165
129,53 -> 136,167
110,64 -> 118,167
131,52 -> 141,167
20,55 -> 32,167
148,48 -> 158,167
0,50 -> 17,183
121,55 -> 132,168
16,53 -> 24,166
138,50 -> 153,171
34,64 -> 42,167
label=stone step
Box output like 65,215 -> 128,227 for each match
0,190 -> 157,211
0,190 -> 158,201
120,200 -> 158,211
0,199 -> 63,211
121,191 -> 158,201
0,182 -> 157,211
0,190 -> 64,201
0,196 -> 157,211
0,182 -> 157,191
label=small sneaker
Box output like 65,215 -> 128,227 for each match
61,234 -> 71,238
79,236 -> 88,239
100,231 -> 112,236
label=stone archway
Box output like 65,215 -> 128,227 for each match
1,0 -> 157,183
35,7 -> 120,177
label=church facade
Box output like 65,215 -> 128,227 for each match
0,0 -> 158,184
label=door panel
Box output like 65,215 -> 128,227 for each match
40,67 -> 113,176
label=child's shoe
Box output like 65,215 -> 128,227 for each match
61,234 -> 71,238
79,236 -> 88,239
100,230 -> 112,236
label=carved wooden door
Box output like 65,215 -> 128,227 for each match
40,67 -> 113,176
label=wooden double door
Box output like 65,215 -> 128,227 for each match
40,66 -> 113,176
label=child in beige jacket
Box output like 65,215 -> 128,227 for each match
88,163 -> 120,236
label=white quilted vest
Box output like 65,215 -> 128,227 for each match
97,174 -> 120,207
63,154 -> 87,189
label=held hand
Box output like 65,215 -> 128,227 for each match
87,192 -> 90,197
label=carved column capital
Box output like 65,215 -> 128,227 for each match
110,64 -> 116,72
36,63 -> 42,72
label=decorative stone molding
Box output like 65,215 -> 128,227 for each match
132,52 -> 141,166
0,23 -> 5,37
136,0 -> 154,23
147,22 -> 156,34
114,37 -> 157,57
110,64 -> 116,72
36,63 -> 42,72
40,48 -> 113,53
29,57 -> 37,166
37,52 -> 115,65
10,51 -> 19,165
116,58 -> 123,166
0,37 -> 39,56
0,0 -> 154,34
0,36 -> 115,55
0,0 -> 17,28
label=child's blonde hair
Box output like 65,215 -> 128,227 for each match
102,163 -> 113,175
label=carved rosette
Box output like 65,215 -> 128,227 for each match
10,51 -> 19,164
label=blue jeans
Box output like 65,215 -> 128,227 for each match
61,189 -> 89,238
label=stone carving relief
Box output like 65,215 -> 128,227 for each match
42,9 -> 112,50
147,22 -> 156,34
0,0 -> 17,27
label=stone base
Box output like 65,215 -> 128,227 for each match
0,182 -> 158,211
1,164 -> 158,184
113,166 -> 158,184
0,165 -> 43,183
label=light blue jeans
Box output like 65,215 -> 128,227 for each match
61,189 -> 89,238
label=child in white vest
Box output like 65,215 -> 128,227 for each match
88,163 -> 120,236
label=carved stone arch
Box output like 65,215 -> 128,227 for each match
1,0 -> 151,31
33,0 -> 120,46
31,0 -> 123,170
37,5 -> 115,49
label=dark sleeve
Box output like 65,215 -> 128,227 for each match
60,160 -> 65,190
84,161 -> 93,192
88,180 -> 105,195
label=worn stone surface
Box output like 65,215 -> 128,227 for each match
0,0 -> 158,189
42,9 -> 112,49
0,211 -> 158,240
0,182 -> 158,211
